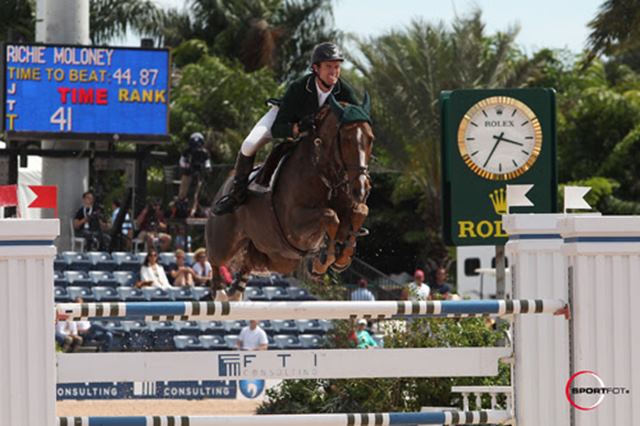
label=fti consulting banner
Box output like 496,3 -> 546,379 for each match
2,43 -> 170,141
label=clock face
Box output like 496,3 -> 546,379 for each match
457,96 -> 542,180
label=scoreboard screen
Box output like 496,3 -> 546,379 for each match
1,43 -> 170,142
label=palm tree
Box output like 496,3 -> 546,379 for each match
1,0 -> 35,43
587,0 -> 640,58
352,11 -> 544,261
90,0 -> 163,44
155,0 -> 339,80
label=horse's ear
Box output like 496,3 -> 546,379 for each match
362,91 -> 371,115
328,94 -> 345,119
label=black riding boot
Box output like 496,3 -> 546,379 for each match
213,153 -> 255,215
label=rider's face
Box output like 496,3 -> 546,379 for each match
314,60 -> 342,87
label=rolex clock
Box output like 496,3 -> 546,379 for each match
457,96 -> 542,181
441,89 -> 557,246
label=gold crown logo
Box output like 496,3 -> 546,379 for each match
489,188 -> 507,215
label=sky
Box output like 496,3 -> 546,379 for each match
148,0 -> 604,54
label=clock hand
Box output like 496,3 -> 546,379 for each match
483,132 -> 504,168
492,134 -> 523,146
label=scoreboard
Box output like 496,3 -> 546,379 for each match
1,43 -> 170,142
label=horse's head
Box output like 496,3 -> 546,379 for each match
312,94 -> 374,204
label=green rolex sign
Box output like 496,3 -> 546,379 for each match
440,89 -> 557,246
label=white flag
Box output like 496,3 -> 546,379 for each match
506,184 -> 534,214
564,186 -> 592,212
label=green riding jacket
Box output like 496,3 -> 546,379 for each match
271,73 -> 359,139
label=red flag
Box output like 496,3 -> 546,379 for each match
0,185 -> 18,207
28,185 -> 58,217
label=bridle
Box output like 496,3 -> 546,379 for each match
314,121 -> 371,204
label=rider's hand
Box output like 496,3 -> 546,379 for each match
298,115 -> 315,133
291,123 -> 300,139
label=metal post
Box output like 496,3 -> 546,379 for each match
495,245 -> 506,299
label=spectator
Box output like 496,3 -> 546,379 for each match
177,132 -> 212,218
169,248 -> 196,286
350,278 -> 375,301
73,298 -> 114,352
111,200 -> 133,239
55,319 -> 82,352
137,249 -> 172,290
73,190 -> 109,251
355,319 -> 378,349
192,247 -> 213,285
402,269 -> 430,301
430,267 -> 453,299
135,199 -> 172,251
236,320 -> 268,350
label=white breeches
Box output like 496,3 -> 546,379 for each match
240,106 -> 279,157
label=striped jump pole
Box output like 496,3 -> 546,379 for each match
57,410 -> 513,426
56,299 -> 567,321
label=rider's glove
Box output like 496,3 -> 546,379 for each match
298,115 -> 315,133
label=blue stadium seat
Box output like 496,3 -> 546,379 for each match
174,335 -> 202,350
272,319 -> 298,334
223,334 -> 239,350
169,287 -> 195,301
258,320 -> 274,333
158,252 -> 176,267
54,255 -> 68,271
319,319 -> 334,332
245,286 -> 268,301
287,286 -> 316,300
246,276 -> 271,287
201,321 -> 226,334
298,334 -> 325,349
269,275 -> 291,288
117,286 -> 145,301
87,252 -> 116,271
66,286 -> 95,302
54,286 -> 70,302
142,287 -> 172,301
263,286 -> 291,301
267,334 -> 277,350
184,252 -> 196,266
54,278 -> 70,288
273,334 -> 302,350
92,286 -> 120,302
89,270 -> 114,283
224,320 -> 247,334
174,320 -> 202,335
296,319 -> 324,334
199,335 -> 227,350
61,251 -> 92,271
113,271 -> 136,286
119,253 -> 145,272
191,287 -> 211,300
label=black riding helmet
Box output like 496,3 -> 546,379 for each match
188,132 -> 205,148
311,42 -> 345,65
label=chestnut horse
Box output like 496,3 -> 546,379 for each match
206,95 -> 374,300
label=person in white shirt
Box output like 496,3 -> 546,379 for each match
404,269 -> 430,301
138,249 -> 172,290
350,278 -> 376,301
55,319 -> 82,352
237,320 -> 269,351
192,247 -> 213,285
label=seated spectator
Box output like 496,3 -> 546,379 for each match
355,319 -> 378,349
237,320 -> 268,350
73,298 -> 114,352
350,278 -> 375,301
137,249 -> 172,289
135,199 -> 172,251
402,269 -> 430,301
73,190 -> 109,251
430,267 -> 453,299
169,249 -> 196,286
192,247 -> 213,285
56,319 -> 82,353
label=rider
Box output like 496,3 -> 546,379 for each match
212,42 -> 360,215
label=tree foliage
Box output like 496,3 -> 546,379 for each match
0,0 -> 35,43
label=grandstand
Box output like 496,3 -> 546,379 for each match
53,250 -> 355,353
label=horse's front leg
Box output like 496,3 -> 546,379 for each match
334,203 -> 369,270
290,207 -> 340,275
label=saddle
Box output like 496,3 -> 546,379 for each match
249,141 -> 297,193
